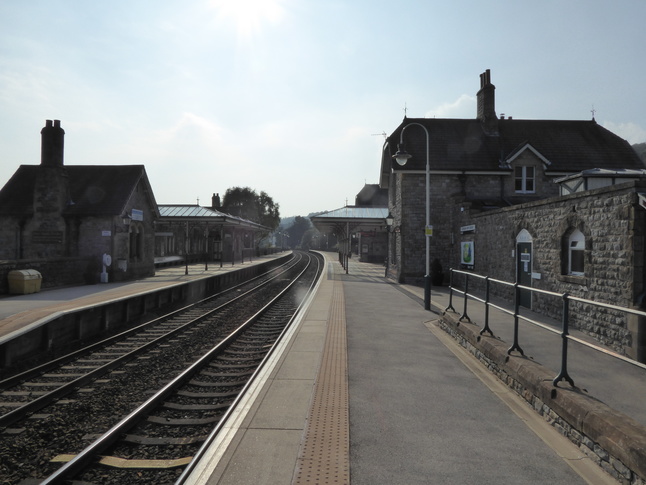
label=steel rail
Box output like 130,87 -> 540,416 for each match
40,252 -> 318,484
0,253 -> 297,390
175,251 -> 323,484
0,253 -> 302,429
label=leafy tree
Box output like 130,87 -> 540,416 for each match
221,187 -> 280,230
285,216 -> 311,249
257,190 -> 280,229
221,187 -> 280,249
301,227 -> 322,249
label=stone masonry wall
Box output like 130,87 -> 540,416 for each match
464,182 -> 646,355
397,173 -> 504,283
0,257 -> 92,294
0,216 -> 21,260
439,312 -> 646,484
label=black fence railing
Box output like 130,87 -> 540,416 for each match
445,268 -> 646,387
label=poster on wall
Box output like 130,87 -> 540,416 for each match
461,241 -> 474,269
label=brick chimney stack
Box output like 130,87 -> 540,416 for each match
477,70 -> 498,135
212,193 -> 221,210
41,119 -> 65,167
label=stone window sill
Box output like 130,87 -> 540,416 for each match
558,274 -> 587,285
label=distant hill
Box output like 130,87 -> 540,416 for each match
634,143 -> 646,163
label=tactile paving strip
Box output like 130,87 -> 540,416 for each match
292,282 -> 350,484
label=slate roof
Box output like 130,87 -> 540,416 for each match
0,164 -> 158,217
158,205 -> 270,230
355,184 -> 388,206
381,117 -> 644,183
310,206 -> 389,237
313,206 -> 388,220
555,168 -> 646,183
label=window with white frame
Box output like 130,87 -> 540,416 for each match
515,166 -> 535,193
568,229 -> 585,276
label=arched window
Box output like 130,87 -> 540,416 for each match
568,229 -> 585,276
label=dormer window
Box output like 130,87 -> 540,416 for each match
515,166 -> 535,193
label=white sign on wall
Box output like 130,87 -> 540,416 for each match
131,209 -> 144,221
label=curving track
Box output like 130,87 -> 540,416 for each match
0,250 -> 323,485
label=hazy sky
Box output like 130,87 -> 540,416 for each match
1,0 -> 645,218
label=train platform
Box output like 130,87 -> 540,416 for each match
0,251 -> 643,483
183,252 -> 630,485
0,253 -> 288,342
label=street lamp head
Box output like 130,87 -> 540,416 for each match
392,144 -> 411,166
385,212 -> 394,227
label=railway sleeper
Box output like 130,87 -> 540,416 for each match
162,402 -> 232,411
216,355 -> 264,362
123,434 -> 207,445
177,390 -> 238,398
209,362 -> 256,369
188,379 -> 247,387
222,349 -> 268,357
147,415 -> 221,425
51,453 -> 193,469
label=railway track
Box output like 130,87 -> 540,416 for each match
0,250 -> 323,484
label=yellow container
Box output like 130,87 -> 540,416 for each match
8,270 -> 42,294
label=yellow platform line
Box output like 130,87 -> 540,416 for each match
293,278 -> 350,485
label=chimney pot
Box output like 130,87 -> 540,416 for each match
41,119 -> 65,167
476,70 -> 498,134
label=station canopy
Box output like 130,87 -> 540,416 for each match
311,206 -> 389,238
158,204 -> 270,231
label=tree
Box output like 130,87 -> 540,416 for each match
257,190 -> 280,229
221,187 -> 280,230
285,216 -> 311,249
301,227 -> 322,249
221,187 -> 280,249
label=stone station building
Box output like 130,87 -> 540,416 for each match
0,120 -> 159,290
0,121 -> 271,294
380,71 -> 646,358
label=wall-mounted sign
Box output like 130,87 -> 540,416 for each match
425,225 -> 433,236
102,230 -> 112,237
460,224 -> 476,234
461,241 -> 474,267
131,209 -> 144,221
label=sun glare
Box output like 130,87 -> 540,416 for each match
209,0 -> 287,39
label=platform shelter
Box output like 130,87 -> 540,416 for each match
155,204 -> 271,268
311,206 -> 389,272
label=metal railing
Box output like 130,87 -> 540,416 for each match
445,268 -> 646,387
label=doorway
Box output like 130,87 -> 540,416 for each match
516,229 -> 533,309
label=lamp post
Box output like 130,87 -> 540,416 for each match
392,122 -> 431,311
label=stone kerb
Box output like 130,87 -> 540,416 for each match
439,310 -> 646,484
